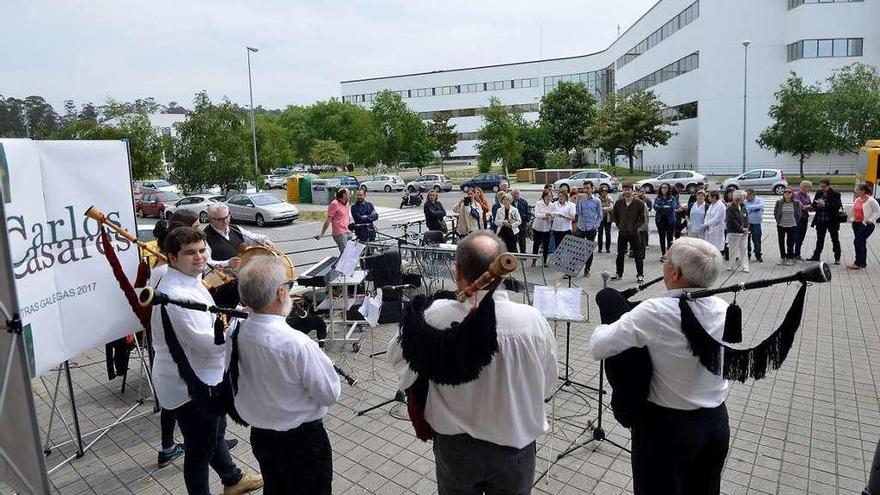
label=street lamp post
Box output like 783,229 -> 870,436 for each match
246,46 -> 260,190
742,39 -> 750,174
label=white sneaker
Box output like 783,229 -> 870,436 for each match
726,267 -> 734,271
743,267 -> 750,273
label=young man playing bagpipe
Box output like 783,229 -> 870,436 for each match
591,237 -> 729,495
387,231 -> 558,494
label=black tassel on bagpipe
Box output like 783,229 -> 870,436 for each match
398,290 -> 499,386
679,283 -> 807,383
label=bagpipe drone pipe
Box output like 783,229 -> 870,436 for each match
597,263 -> 831,428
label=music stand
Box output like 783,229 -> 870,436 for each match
545,235 -> 598,399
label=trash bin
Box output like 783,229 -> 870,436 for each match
299,173 -> 319,204
286,176 -> 301,203
311,179 -> 329,205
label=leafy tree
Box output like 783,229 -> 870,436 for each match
589,94 -> 623,169
172,91 -> 251,195
278,105 -> 314,160
20,96 -> 60,138
595,91 -> 674,172
309,139 -> 348,165
757,73 -> 832,177
429,110 -> 457,173
824,63 -> 880,154
476,97 -> 522,174
0,96 -> 27,138
163,101 -> 188,114
517,120 -> 549,170
277,99 -> 382,166
253,114 -> 294,173
539,81 -> 597,164
371,90 -> 433,169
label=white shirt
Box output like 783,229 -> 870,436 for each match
533,201 -> 553,232
208,225 -> 269,267
150,267 -> 226,410
229,313 -> 340,431
551,201 -> 576,232
387,290 -> 558,449
590,289 -> 729,410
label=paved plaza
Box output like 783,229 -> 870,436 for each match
3,222 -> 879,495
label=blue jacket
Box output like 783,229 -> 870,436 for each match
514,197 -> 532,224
744,197 -> 764,225
653,195 -> 678,226
351,200 -> 378,241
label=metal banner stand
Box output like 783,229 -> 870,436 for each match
40,332 -> 156,474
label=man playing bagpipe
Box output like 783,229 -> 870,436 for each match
229,256 -> 341,495
387,231 -> 558,495
591,237 -> 730,495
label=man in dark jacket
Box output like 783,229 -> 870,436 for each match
807,179 -> 842,264
351,189 -> 378,242
512,188 -> 532,253
611,184 -> 646,282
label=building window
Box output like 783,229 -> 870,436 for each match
787,37 -> 862,61
661,101 -> 698,121
619,52 -> 699,96
789,0 -> 863,9
616,1 -> 700,70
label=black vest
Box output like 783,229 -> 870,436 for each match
204,225 -> 245,261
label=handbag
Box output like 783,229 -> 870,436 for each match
836,207 -> 848,223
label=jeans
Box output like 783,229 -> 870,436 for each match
598,219 -> 612,252
616,233 -> 644,277
812,222 -> 841,261
853,222 -> 875,267
532,230 -> 551,264
747,223 -> 762,258
776,226 -> 797,260
656,219 -> 674,256
174,399 -> 242,495
250,421 -> 332,495
794,216 -> 809,257
575,229 -> 598,273
434,433 -> 536,495
631,403 -> 729,495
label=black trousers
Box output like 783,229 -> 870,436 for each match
575,229 -> 598,273
812,222 -> 841,260
516,227 -> 528,254
499,226 -> 518,253
616,232 -> 644,277
656,220 -> 674,255
794,216 -> 809,257
433,433 -> 535,495
161,408 -> 177,450
776,226 -> 796,259
631,402 -> 729,495
174,399 -> 242,495
532,230 -> 551,264
552,230 -> 571,251
865,436 -> 880,495
598,219 -> 612,251
250,420 -> 333,495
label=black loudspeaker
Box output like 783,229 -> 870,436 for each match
366,249 -> 402,294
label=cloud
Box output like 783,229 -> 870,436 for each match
1,0 -> 656,111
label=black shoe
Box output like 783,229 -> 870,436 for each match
584,270 -> 590,277
806,256 -> 820,262
756,256 -> 763,263
610,274 -> 622,281
226,438 -> 239,452
158,443 -> 185,468
834,259 -> 841,265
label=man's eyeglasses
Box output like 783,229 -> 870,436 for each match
210,215 -> 231,221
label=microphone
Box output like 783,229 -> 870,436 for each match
138,287 -> 250,319
601,271 -> 611,289
381,284 -> 415,291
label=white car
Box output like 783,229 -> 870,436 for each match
135,179 -> 179,195
359,175 -> 406,192
163,194 -> 227,223
634,170 -> 708,194
553,170 -> 620,192
262,175 -> 287,189
227,193 -> 299,227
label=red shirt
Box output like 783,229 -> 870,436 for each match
327,200 -> 350,235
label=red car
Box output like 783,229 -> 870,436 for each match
136,192 -> 183,218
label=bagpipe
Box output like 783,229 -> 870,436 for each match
597,262 -> 831,428
397,253 -> 519,441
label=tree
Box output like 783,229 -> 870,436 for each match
162,101 -> 188,114
371,90 -> 433,169
757,73 -> 832,177
172,91 -> 251,195
0,96 -> 27,138
22,96 -> 60,138
114,113 -> 165,179
429,111 -> 457,173
824,63 -> 880,154
517,120 -> 549,170
253,114 -> 294,173
476,97 -> 522,174
589,94 -> 623,169
309,139 -> 348,165
539,81 -> 597,164
596,91 -> 674,172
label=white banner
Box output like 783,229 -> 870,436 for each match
1,139 -> 140,377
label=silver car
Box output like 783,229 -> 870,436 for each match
553,170 -> 620,192
634,170 -> 708,194
226,193 -> 299,227
262,175 -> 287,189
407,174 -> 453,193
164,194 -> 227,223
722,169 -> 788,195
360,175 -> 406,192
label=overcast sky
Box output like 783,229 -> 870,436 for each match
3,0 -> 657,112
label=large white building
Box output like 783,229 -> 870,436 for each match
340,0 -> 879,175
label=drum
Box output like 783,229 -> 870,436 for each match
239,245 -> 297,280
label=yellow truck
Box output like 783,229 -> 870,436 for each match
857,140 -> 880,196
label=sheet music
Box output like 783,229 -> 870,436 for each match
335,240 -> 365,277
532,286 -> 584,320
358,289 -> 383,327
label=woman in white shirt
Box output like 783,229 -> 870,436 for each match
494,193 -> 522,253
702,191 -> 726,252
551,190 -> 576,250
532,190 -> 554,266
